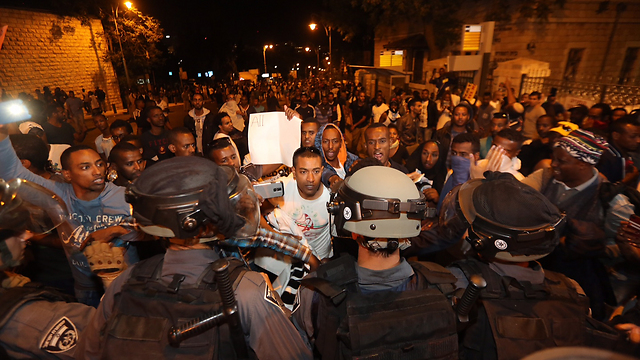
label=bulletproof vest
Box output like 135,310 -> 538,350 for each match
301,255 -> 458,360
99,254 -> 247,360
453,258 -> 590,360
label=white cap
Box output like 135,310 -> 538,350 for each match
18,121 -> 44,135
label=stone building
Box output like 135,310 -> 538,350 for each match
372,0 -> 640,97
0,7 -> 123,110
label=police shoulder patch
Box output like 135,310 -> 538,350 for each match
40,316 -> 78,354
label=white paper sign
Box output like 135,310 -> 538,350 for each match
248,112 -> 302,167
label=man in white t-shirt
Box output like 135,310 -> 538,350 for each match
92,114 -> 115,161
18,121 -> 69,174
371,94 -> 389,124
258,147 -> 332,307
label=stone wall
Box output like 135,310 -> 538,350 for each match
373,0 -> 640,84
0,7 -> 123,110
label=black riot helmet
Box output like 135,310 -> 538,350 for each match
439,172 -> 565,261
125,157 -> 258,244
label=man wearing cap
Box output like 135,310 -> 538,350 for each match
19,121 -> 70,174
523,129 -> 627,320
441,172 -> 591,359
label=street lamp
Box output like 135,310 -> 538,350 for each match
263,44 -> 273,73
305,46 -> 320,74
309,22 -> 332,76
112,1 -> 133,88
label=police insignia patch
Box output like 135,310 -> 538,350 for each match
40,317 -> 77,354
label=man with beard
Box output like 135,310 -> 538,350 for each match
108,141 -> 146,187
435,103 -> 474,168
397,98 -> 423,155
522,129 -> 626,320
258,147 -> 332,308
0,126 -> 139,307
364,123 -> 407,173
183,92 -> 215,155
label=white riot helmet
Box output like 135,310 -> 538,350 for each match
327,166 -> 427,250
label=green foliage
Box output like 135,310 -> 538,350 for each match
103,8 -> 164,73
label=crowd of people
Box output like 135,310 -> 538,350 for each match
1,75 -> 640,359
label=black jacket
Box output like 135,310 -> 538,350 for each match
183,111 -> 217,154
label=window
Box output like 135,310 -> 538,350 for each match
619,47 -> 639,84
563,48 -> 585,80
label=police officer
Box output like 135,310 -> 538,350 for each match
439,172 -> 592,359
76,156 -> 312,360
0,178 -> 96,359
293,165 -> 459,360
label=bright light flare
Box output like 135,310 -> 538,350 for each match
309,23 -> 317,31
124,1 -> 133,9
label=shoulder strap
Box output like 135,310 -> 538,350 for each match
453,258 -> 504,298
410,261 -> 457,295
130,254 -> 165,284
300,255 -> 358,305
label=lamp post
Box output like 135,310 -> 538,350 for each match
112,1 -> 133,88
263,44 -> 273,74
309,22 -> 332,76
305,46 -> 320,75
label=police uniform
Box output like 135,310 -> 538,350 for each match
77,248 -> 312,360
449,258 -> 590,360
293,255 -> 458,360
0,285 -> 95,359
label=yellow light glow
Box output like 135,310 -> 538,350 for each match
309,23 -> 317,31
305,47 -> 310,52
124,1 -> 133,9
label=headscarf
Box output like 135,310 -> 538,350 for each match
315,123 -> 347,167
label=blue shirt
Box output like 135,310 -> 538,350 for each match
0,137 -> 137,289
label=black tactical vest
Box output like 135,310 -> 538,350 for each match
99,254 -> 247,360
301,255 -> 458,360
453,258 -> 590,360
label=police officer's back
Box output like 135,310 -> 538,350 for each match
76,157 -> 311,360
440,172 -> 591,359
293,166 -> 458,359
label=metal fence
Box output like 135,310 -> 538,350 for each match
520,75 -> 640,107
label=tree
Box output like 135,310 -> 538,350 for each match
102,7 -> 164,88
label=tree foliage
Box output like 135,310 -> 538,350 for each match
102,7 -> 165,81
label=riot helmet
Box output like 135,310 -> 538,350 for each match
0,178 -> 70,268
439,171 -> 565,261
327,166 -> 427,251
125,157 -> 257,244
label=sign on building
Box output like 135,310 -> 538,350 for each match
462,25 -> 482,52
380,50 -> 403,67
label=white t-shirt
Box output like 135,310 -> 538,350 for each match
335,165 -> 346,179
94,134 -> 115,159
371,103 -> 389,123
267,174 -> 332,259
49,144 -> 70,174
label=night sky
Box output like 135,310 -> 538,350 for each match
5,0 -> 333,79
